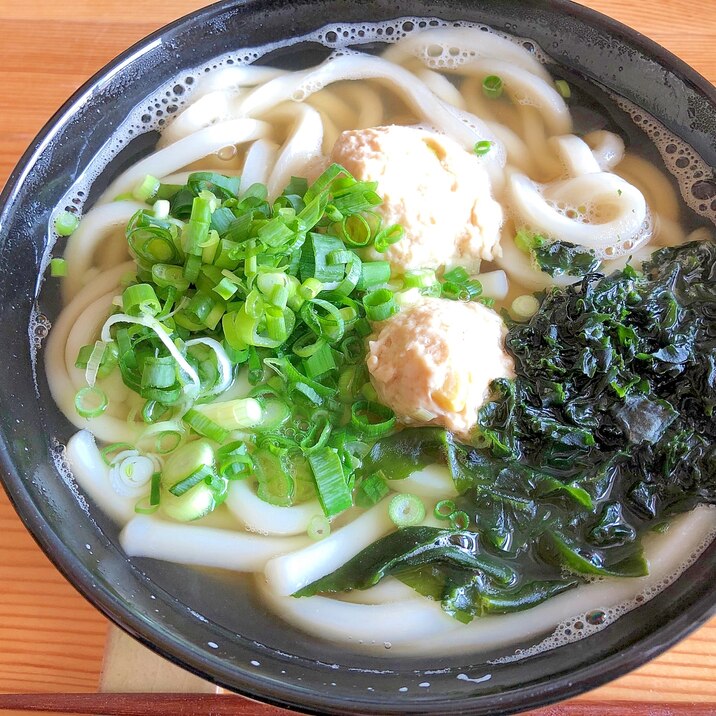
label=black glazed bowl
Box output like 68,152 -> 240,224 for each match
1,1 -> 715,713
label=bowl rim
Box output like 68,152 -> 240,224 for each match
1,1 -> 715,713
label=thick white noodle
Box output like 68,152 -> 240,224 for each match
63,293 -> 133,413
240,139 -> 280,189
265,104 -> 325,199
333,82 -> 384,128
336,577 -> 418,604
258,579 -> 459,645
615,153 -> 681,223
264,499 -> 395,595
509,172 -> 648,251
120,515 -> 310,571
457,58 -> 571,136
235,53 -> 505,165
485,121 -> 535,175
62,201 -> 145,302
476,269 -> 509,300
381,27 -> 553,83
191,65 -> 287,99
653,214 -> 686,246
306,90 -> 357,130
99,119 -> 271,202
46,264 -> 142,443
66,430 -> 137,523
387,464 -> 458,500
584,130 -> 625,170
225,480 -> 322,536
415,68 -> 467,109
550,135 -> 602,177
158,91 -> 236,147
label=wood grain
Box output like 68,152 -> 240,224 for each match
0,0 -> 715,712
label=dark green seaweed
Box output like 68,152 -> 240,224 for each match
298,241 -> 716,621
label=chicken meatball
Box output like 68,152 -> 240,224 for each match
366,297 -> 514,438
331,125 -> 503,274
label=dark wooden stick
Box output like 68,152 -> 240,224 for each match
0,695 -> 710,715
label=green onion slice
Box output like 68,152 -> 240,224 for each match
308,447 -> 352,518
307,514 -> 331,540
389,493 -> 426,527
74,387 -> 108,418
434,499 -> 457,520
54,211 -> 79,236
50,258 -> 67,277
363,289 -> 398,322
350,400 -> 396,436
482,74 -> 504,99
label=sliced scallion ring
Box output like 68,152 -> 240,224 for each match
389,493 -> 426,528
74,386 -> 108,419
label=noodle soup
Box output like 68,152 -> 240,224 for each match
42,18 -> 716,658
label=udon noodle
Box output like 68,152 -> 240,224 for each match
43,20 -> 716,656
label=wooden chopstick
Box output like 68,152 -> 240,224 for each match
0,695 -> 712,715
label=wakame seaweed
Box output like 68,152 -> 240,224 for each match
297,241 -> 716,621
533,239 -> 602,276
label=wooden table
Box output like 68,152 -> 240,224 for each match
1,1 -> 715,713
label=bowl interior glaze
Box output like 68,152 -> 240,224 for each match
1,1 -> 715,714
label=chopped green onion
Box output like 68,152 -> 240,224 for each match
153,199 -> 171,219
339,214 -> 372,247
555,79 -> 571,99
511,294 -> 541,320
100,442 -> 135,465
356,473 -> 390,507
83,340 -> 106,388
482,74 -> 504,99
54,211 -> 79,236
50,258 -> 67,277
307,514 -> 331,540
168,464 -> 215,496
133,174 -> 161,202
216,441 -> 253,480
150,471 -> 162,506
356,261 -> 391,290
163,439 -> 214,485
183,409 -> 229,443
443,266 -> 470,284
300,234 -> 346,289
350,400 -> 396,436
122,284 -> 161,317
373,224 -> 404,253
74,386 -> 108,419
304,342 -> 337,378
299,277 -> 323,300
473,140 -> 493,156
308,447 -> 352,518
192,398 -> 263,430
162,479 -> 224,521
403,269 -> 436,289
253,399 -> 291,431
134,496 -> 159,515
450,510 -> 470,530
435,499 -> 457,520
253,448 -> 295,506
389,493 -> 426,527
363,289 -> 398,322
514,229 -> 545,254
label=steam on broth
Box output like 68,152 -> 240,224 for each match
42,19 -> 716,657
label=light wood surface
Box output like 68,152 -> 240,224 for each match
1,0 -> 715,712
